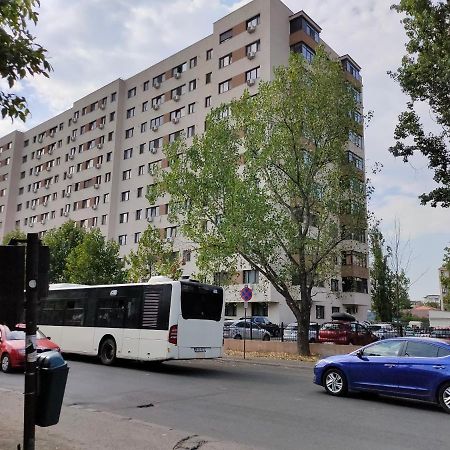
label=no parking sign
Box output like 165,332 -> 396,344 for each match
240,285 -> 253,308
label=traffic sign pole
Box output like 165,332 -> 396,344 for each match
240,286 -> 253,361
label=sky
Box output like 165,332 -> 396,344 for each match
1,0 -> 448,300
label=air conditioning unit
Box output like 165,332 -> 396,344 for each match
94,183 -> 99,189
65,192 -> 71,198
97,143 -> 103,149
36,154 -> 41,160
150,146 -> 158,154
152,125 -> 159,132
41,219 -> 46,225
31,204 -> 36,210
35,171 -> 40,176
247,24 -> 256,33
173,94 -> 180,102
152,103 -> 160,110
92,204 -> 98,210
174,72 -> 181,79
73,116 -> 78,123
63,211 -> 69,217
69,154 -> 74,160
29,222 -> 34,228
247,78 -> 256,87
96,163 -> 101,169
46,166 -> 51,172
172,117 -> 180,124
99,103 -> 106,110
247,51 -> 256,60
38,136 -> 43,143
71,135 -> 76,142
43,200 -> 48,207
165,237 -> 173,242
153,81 -> 160,89
147,216 -> 154,222
48,149 -> 53,155
99,123 -> 104,130
67,173 -> 73,179
45,184 -> 50,190
32,187 -> 38,193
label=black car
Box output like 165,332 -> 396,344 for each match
239,316 -> 280,337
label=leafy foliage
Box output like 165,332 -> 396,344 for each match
42,220 -> 86,283
442,247 -> 450,310
64,228 -> 127,285
0,0 -> 52,121
151,50 -> 367,355
1,228 -> 26,245
126,225 -> 182,282
389,0 -> 450,207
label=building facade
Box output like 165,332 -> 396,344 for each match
0,0 -> 369,325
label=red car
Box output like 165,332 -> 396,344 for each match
0,324 -> 60,372
318,321 -> 378,346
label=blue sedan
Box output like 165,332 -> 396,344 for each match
313,337 -> 450,413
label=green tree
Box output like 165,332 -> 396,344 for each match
1,228 -> 26,245
369,226 -> 393,322
42,220 -> 86,283
126,225 -> 182,282
0,0 -> 52,120
389,0 -> 450,207
64,228 -> 127,285
151,50 -> 366,355
442,247 -> 450,310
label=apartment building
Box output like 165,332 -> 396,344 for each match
0,0 -> 368,324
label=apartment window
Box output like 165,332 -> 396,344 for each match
344,60 -> 362,81
316,305 -> 325,320
137,187 -> 143,198
347,151 -> 364,170
246,40 -> 260,55
138,165 -> 144,175
165,226 -> 177,239
188,79 -> 196,91
190,56 -> 197,68
122,169 -> 131,180
108,131 -> 114,141
304,21 -> 320,42
349,131 -> 364,148
351,86 -> 362,104
121,191 -> 130,201
149,138 -> 162,152
206,49 -> 213,60
243,270 -> 259,284
150,116 -> 163,129
245,66 -> 260,81
134,232 -> 141,244
105,172 -> 111,182
188,102 -> 195,114
218,79 -> 231,94
103,193 -> 110,203
219,29 -> 233,44
246,14 -> 260,29
143,80 -> 150,91
123,148 -> 133,159
146,206 -> 157,218
182,249 -> 191,263
142,101 -> 149,113
119,212 -> 129,223
206,72 -> 212,84
109,111 -> 115,121
170,107 -> 184,121
127,87 -> 136,98
173,62 -> 187,76
126,107 -> 135,119
153,73 -> 165,86
125,128 -> 134,139
187,125 -> 195,138
141,122 -> 147,133
205,96 -> 211,107
342,277 -> 368,294
171,85 -> 186,99
331,279 -> 339,292
219,53 -> 232,68
332,306 -> 340,314
101,214 -> 108,225
169,131 -> 182,143
118,235 -> 127,246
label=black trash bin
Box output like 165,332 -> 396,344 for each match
35,350 -> 69,427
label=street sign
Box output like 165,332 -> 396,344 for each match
240,286 -> 253,302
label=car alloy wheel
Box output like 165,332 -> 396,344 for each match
438,382 -> 450,414
324,369 -> 347,396
1,353 -> 11,373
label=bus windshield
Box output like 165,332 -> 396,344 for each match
180,282 -> 222,321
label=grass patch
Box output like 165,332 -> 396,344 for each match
225,349 -> 318,362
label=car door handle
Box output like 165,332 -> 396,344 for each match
433,365 -> 445,370
384,364 -> 397,368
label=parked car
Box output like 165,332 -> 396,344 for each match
239,316 -> 280,337
223,320 -> 271,341
318,321 -> 378,346
430,328 -> 450,340
283,322 -> 318,342
368,323 -> 399,340
313,337 -> 450,413
0,324 -> 60,372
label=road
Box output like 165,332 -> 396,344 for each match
1,356 -> 449,450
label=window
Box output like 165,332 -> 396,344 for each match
225,303 -> 237,317
127,87 -> 136,98
251,302 -> 268,317
245,66 -> 260,81
138,165 -> 144,176
331,279 -> 339,292
101,214 -> 108,225
206,72 -> 212,84
109,111 -> 115,121
190,56 -> 197,68
172,62 -> 187,77
143,80 -> 149,91
188,102 -> 195,114
347,151 -> 364,170
121,191 -> 130,201
134,232 -> 141,244
187,125 -> 195,138
146,206 -> 157,218
139,143 -> 146,154
243,270 -> 259,284
219,54 -> 232,68
304,21 -> 320,42
331,306 -> 340,314
150,116 -> 163,129
246,14 -> 260,29
219,29 -> 233,44
141,122 -> 147,133
105,172 -> 111,182
135,209 -> 142,220
349,131 -> 364,148
170,107 -> 185,121
205,96 -> 211,107
189,79 -> 196,91
246,40 -> 260,55
169,131 -> 182,143
291,42 -> 315,63
344,60 -> 362,81
122,169 -> 131,180
119,212 -> 129,223
125,128 -> 134,139
103,193 -> 110,203
316,305 -> 325,319
206,49 -> 213,60
137,187 -> 143,198
342,277 -> 368,294
126,107 -> 135,119
363,341 -> 403,357
404,341 -> 439,358
118,235 -> 127,245
108,132 -> 114,141
218,79 -> 231,94
165,226 -> 177,239
142,101 -> 149,112
123,148 -> 133,159
150,138 -> 163,152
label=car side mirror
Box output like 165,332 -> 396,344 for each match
356,349 -> 364,359
47,336 -> 51,340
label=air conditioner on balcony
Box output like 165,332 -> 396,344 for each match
43,200 -> 48,207
71,135 -> 76,142
65,192 -> 71,198
46,166 -> 51,172
73,116 -> 78,123
247,51 -> 256,60
36,154 -> 41,160
152,125 -> 159,132
35,171 -> 40,176
92,204 -> 98,210
68,154 -> 74,160
32,187 -> 37,193
174,72 -> 181,79
172,117 -> 180,124
246,78 -> 256,87
41,219 -> 46,225
97,143 -> 103,149
48,149 -> 53,155
45,184 -> 50,189
247,24 -> 256,33
31,204 -> 36,210
63,211 -> 69,217
147,216 -> 154,222
94,183 -> 99,189
153,81 -> 160,89
152,103 -> 160,110
99,103 -> 106,110
67,173 -> 72,179
99,123 -> 104,130
29,222 -> 34,228
96,163 -> 101,169
38,136 -> 43,143
150,147 -> 158,154
173,94 -> 180,102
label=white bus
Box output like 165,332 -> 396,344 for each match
37,277 -> 224,365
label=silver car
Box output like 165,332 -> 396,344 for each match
283,322 -> 318,342
223,320 -> 271,341
368,323 -> 399,340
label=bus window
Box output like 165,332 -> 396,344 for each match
39,300 -> 65,326
95,298 -> 125,328
142,285 -> 172,330
64,300 -> 85,326
181,283 -> 222,321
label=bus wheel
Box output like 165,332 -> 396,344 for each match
99,337 -> 117,365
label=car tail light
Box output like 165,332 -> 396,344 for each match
168,325 -> 178,345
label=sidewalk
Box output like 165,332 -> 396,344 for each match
0,388 -> 258,450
